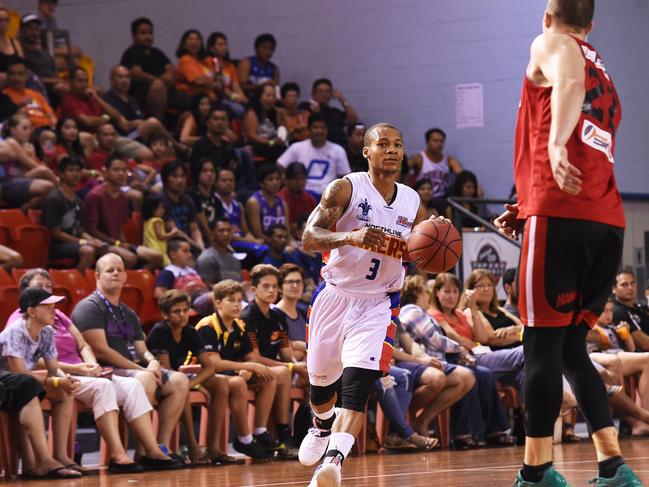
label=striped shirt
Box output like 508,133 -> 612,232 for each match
399,304 -> 461,360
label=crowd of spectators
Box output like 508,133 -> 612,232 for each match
2,1 -> 649,478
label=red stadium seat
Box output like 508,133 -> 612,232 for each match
0,210 -> 50,268
0,269 -> 18,329
125,270 -> 161,327
11,268 -> 27,284
0,226 -> 12,246
49,269 -> 94,312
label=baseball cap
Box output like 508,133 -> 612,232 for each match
21,13 -> 42,26
19,288 -> 65,312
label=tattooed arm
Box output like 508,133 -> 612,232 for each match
302,178 -> 386,252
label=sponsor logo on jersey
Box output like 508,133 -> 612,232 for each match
396,216 -> 413,228
356,198 -> 372,222
582,120 -> 614,163
581,45 -> 610,81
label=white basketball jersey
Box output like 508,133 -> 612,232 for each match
321,172 -> 420,296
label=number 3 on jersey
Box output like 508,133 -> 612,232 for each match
365,258 -> 381,280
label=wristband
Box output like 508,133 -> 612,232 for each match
287,362 -> 294,374
114,240 -> 121,247
52,377 -> 60,388
79,238 -> 87,245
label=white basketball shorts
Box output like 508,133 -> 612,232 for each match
306,282 -> 399,387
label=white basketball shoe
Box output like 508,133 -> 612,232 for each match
307,462 -> 342,487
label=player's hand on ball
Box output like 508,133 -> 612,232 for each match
428,215 -> 451,225
549,144 -> 583,195
495,203 -> 523,240
350,226 -> 385,250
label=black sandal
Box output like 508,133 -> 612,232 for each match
453,435 -> 480,450
21,466 -> 83,480
486,432 -> 516,447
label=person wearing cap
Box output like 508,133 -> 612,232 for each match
277,112 -> 351,201
7,268 -> 181,472
72,253 -> 190,458
18,12 -> 68,100
278,162 -> 316,239
0,286 -> 82,476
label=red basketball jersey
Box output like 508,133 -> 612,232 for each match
514,36 -> 624,228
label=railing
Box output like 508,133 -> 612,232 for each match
446,197 -> 519,284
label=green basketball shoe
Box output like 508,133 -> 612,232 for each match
513,466 -> 570,486
589,464 -> 644,486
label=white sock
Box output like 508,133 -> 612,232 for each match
314,407 -> 335,421
238,434 -> 253,445
324,432 -> 355,463
253,427 -> 267,436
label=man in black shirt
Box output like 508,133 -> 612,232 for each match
102,65 -> 169,141
41,157 -> 102,271
160,160 -> 204,251
148,290 -> 242,464
307,78 -> 359,146
120,17 -> 175,121
613,270 -> 649,351
345,122 -> 368,173
195,280 -> 276,459
241,264 -> 306,451
189,106 -> 237,181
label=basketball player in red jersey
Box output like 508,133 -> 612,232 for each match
496,1 -> 642,486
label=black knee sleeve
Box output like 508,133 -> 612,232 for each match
523,327 -> 565,437
310,379 -> 340,406
563,324 -> 613,432
340,367 -> 383,412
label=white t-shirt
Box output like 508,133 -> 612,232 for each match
277,139 -> 351,196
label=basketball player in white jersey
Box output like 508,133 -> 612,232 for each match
300,123 -> 443,486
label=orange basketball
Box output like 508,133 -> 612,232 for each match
407,219 -> 462,273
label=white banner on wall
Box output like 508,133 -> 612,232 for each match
455,83 -> 484,129
460,231 -> 520,300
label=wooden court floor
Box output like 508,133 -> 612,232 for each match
4,439 -> 649,486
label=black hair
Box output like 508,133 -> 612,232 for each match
54,116 -> 83,158
280,81 -> 300,98
285,162 -> 307,179
192,157 -> 216,185
207,102 -> 231,120
266,223 -> 287,238
451,170 -> 479,198
414,179 -> 433,191
503,268 -> 517,287
425,128 -> 446,142
131,17 -> 153,36
548,0 -> 594,29
105,154 -> 125,169
363,123 -> 402,147
149,132 -> 171,146
175,29 -> 207,59
189,92 -> 212,137
347,122 -> 366,138
5,56 -> 26,71
161,159 -> 187,185
307,112 -> 327,129
207,31 -> 227,49
58,156 -> 83,172
254,33 -> 276,49
209,215 -> 232,230
142,193 -> 163,220
312,78 -> 332,92
168,238 -> 188,254
256,163 -> 281,183
247,81 -> 277,125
